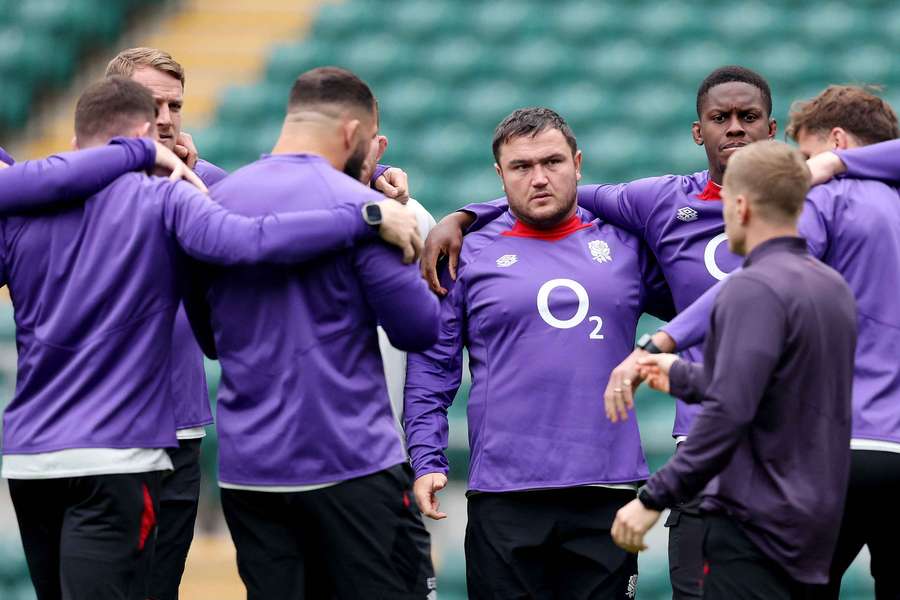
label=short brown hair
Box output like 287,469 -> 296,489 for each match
287,66 -> 375,116
105,47 -> 185,87
492,107 -> 577,162
724,140 -> 810,223
75,76 -> 157,143
787,85 -> 899,145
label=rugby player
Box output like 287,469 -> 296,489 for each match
0,75 -> 423,600
197,67 -> 440,599
104,47 -> 414,599
654,86 -> 900,599
612,140 -> 857,598
404,107 -> 674,598
422,65 -> 777,597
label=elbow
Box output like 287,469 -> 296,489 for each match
385,319 -> 439,353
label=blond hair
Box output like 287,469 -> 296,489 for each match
105,47 -> 185,87
724,140 -> 810,223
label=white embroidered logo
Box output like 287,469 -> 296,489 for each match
588,240 -> 612,263
626,574 -> 638,598
496,254 -> 518,267
676,206 -> 699,222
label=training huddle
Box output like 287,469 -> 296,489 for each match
1,43 -> 900,600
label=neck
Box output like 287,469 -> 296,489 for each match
510,202 -> 577,231
271,121 -> 346,171
709,164 -> 724,186
743,223 -> 799,255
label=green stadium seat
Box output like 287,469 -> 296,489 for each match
311,2 -> 384,42
390,0 -> 465,42
215,84 -> 285,129
552,1 -> 624,43
417,37 -> 494,85
470,1 -> 545,43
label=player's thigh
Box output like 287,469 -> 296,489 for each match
59,472 -> 162,600
220,488 -> 305,600
554,487 -> 639,600
9,478 -> 67,600
701,515 -> 793,600
465,490 -> 557,600
309,463 -> 435,599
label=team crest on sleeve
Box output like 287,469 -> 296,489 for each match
496,254 -> 518,268
676,206 -> 699,222
588,240 -> 612,263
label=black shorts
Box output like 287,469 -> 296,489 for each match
9,471 -> 162,600
812,449 -> 900,599
148,437 -> 203,600
702,514 -> 813,600
221,462 -> 435,600
465,486 -> 639,600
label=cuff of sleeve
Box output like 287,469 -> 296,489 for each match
371,163 -> 390,187
109,136 -> 156,171
669,360 -> 693,400
641,476 -> 675,510
411,452 -> 450,480
342,202 -> 377,244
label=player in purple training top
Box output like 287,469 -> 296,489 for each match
421,65 -> 777,598
194,67 -> 439,599
405,107 -> 674,598
612,140 -> 857,598
0,76 -> 424,600
657,87 -> 900,599
103,47 -> 416,598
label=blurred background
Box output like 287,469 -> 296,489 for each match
0,0 -> 893,597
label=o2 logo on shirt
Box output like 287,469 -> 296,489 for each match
536,278 -> 604,340
704,233 -> 731,281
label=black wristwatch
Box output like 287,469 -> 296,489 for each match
636,333 -> 663,354
637,486 -> 665,512
362,202 -> 382,227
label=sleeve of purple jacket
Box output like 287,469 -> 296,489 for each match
403,270 -> 466,479
459,180 -> 650,234
0,147 -> 14,165
354,241 -> 440,352
162,178 -> 376,265
660,277 -> 727,351
0,137 -> 155,213
836,139 -> 900,182
642,276 -> 787,508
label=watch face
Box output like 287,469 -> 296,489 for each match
365,203 -> 382,224
636,333 -> 652,348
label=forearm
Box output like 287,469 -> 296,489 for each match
660,280 -> 727,351
836,139 -> 900,182
0,138 -> 155,213
642,406 -> 746,507
669,359 -> 707,404
459,197 -> 507,232
404,354 -> 460,477
178,201 -> 375,265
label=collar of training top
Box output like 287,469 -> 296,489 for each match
502,213 -> 593,241
743,236 -> 807,266
696,179 -> 722,201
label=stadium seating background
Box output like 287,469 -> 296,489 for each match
0,0 -> 892,597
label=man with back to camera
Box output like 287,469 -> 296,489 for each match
646,86 -> 900,599
196,67 -> 440,599
105,47 -> 415,599
404,107 -> 675,598
612,140 -> 857,599
0,75 -> 423,600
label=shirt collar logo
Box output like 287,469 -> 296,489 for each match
676,206 -> 699,222
588,240 -> 612,263
496,254 -> 518,267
